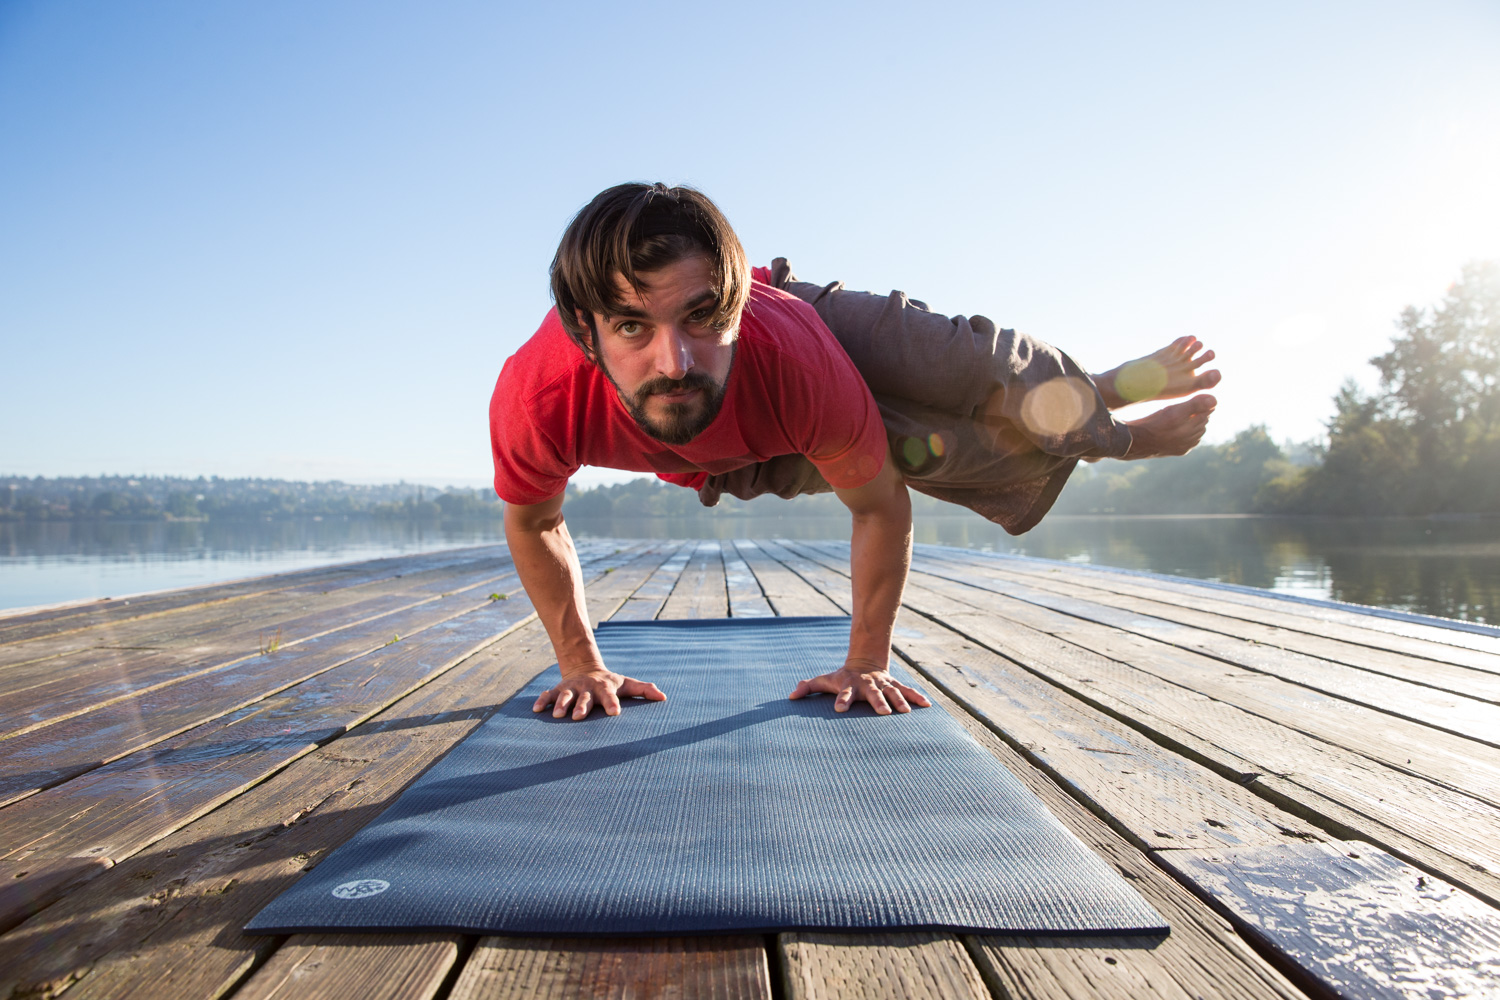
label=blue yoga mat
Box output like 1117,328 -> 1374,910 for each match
247,617 -> 1165,936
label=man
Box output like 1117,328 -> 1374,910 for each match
491,183 -> 1218,722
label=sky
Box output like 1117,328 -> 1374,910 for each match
3,1 -> 1498,489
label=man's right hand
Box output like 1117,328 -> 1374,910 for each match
532,667 -> 667,720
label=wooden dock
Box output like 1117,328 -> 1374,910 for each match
1,539 -> 1497,999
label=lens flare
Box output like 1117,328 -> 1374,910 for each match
927,433 -> 946,457
901,436 -> 928,469
1113,359 -> 1168,403
1019,377 -> 1095,438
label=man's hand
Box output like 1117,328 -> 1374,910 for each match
533,667 -> 667,721
788,659 -> 932,715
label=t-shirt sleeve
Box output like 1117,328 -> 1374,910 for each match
488,362 -> 575,505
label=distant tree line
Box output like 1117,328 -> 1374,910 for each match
7,263 -> 1494,524
0,475 -> 504,522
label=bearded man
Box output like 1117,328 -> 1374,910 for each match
491,183 -> 1218,721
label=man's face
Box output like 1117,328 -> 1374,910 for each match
581,256 -> 738,446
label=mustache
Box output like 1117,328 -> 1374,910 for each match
635,371 -> 721,398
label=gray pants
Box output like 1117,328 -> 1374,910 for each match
696,260 -> 1132,535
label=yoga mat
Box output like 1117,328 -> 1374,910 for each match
247,617 -> 1165,936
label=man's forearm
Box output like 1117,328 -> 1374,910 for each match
503,504 -> 602,675
845,494 -> 913,668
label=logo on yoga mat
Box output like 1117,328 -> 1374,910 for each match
331,878 -> 390,899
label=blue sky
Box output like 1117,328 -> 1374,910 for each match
3,1 -> 1497,488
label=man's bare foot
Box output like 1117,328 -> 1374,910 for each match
1122,394 -> 1217,458
1095,336 -> 1221,409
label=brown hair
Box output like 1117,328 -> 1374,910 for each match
550,183 -> 751,361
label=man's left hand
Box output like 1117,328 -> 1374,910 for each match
787,659 -> 932,715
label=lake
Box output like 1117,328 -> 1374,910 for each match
4,514 -> 1499,624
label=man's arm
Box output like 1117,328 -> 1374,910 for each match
504,493 -> 665,720
788,446 -> 931,715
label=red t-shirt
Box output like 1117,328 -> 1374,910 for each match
489,270 -> 887,505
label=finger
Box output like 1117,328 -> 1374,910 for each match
532,689 -> 555,713
790,676 -> 837,700
1195,349 -> 1216,366
884,685 -> 911,713
865,685 -> 893,715
572,690 -> 593,720
898,682 -> 933,708
601,688 -> 622,716
552,688 -> 575,719
835,685 -> 855,712
619,678 -> 667,701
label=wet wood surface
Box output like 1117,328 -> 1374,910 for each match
1,538 -> 1497,999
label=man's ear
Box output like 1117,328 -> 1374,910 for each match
574,309 -> 600,363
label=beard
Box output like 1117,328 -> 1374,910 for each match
614,370 -> 729,445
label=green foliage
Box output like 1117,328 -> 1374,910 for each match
1053,426 -> 1303,515
0,476 -> 506,522
1056,260 -> 1500,517
1292,261 -> 1500,514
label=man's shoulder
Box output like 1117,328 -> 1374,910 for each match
740,281 -> 847,377
494,308 -> 595,404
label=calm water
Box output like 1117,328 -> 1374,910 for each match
4,515 -> 1500,623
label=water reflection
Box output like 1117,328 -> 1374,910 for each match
0,519 -> 507,611
4,515 -> 1499,624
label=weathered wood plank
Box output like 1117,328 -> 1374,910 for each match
732,540 -> 842,617
920,545 -> 1500,666
781,541 -> 1500,999
0,548 -> 615,803
780,933 -> 988,1000
448,936 -> 772,1000
230,933 -> 462,1000
0,549 -> 535,729
608,541 -> 695,621
0,546 -> 533,676
966,934 -> 1188,1000
723,541 -> 774,618
0,547 -> 655,934
900,673 -> 1310,1000
780,542 -> 1326,852
0,546 -> 675,1000
0,544 -> 510,644
660,540 -> 728,619
1157,841 -> 1500,1000
0,591 -> 442,739
0,602 -> 524,933
905,551 -> 1500,745
896,562 -> 1500,809
896,617 -> 1325,851
917,547 -> 1500,705
0,549 -> 585,808
885,576 -> 1500,908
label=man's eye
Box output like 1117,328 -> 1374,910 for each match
688,309 -> 713,324
618,321 -> 643,336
